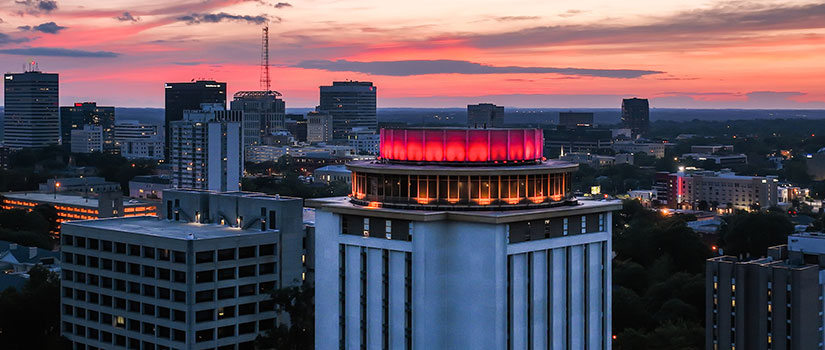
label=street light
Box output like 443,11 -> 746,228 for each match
54,182 -> 61,199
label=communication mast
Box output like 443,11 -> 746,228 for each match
259,25 -> 271,92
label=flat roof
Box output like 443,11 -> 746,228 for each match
3,192 -> 153,208
63,216 -> 274,240
305,196 -> 621,224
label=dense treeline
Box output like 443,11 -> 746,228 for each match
0,202 -> 59,249
0,266 -> 69,349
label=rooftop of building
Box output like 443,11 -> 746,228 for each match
130,175 -> 172,185
306,196 -> 621,224
165,189 -> 301,202
315,165 -> 350,173
675,169 -> 775,181
2,192 -> 152,208
42,176 -> 112,186
63,216 -> 274,240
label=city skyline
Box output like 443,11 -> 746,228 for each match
0,0 -> 824,109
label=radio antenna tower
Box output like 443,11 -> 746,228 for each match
259,25 -> 271,91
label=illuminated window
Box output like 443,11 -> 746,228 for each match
363,218 -> 370,237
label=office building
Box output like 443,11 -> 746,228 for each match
545,127 -> 613,156
2,192 -> 156,228
611,141 -> 665,159
706,232 -> 825,350
39,177 -> 120,194
164,81 -> 227,159
307,111 -> 333,143
230,91 -> 286,147
71,125 -> 104,154
3,70 -> 59,149
620,98 -> 649,137
681,153 -> 748,166
168,105 -> 243,192
467,103 -> 505,128
691,145 -> 734,154
347,128 -> 380,155
129,175 -> 173,200
313,165 -> 351,185
311,127 -> 619,349
115,121 -> 164,160
0,144 -> 11,169
285,114 -> 308,142
318,81 -> 377,140
558,112 -> 594,128
60,102 -> 116,153
59,189 -> 309,350
244,145 -> 355,164
656,169 -> 778,210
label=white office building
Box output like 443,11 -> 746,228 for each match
168,106 -> 243,192
71,125 -> 104,153
115,121 -> 164,160
60,189 -> 309,350
311,128 -> 619,349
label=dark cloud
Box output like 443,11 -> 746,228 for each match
172,61 -> 203,66
558,10 -> 583,18
293,59 -> 662,79
0,32 -> 29,44
274,2 -> 292,9
116,12 -> 140,22
177,12 -> 269,25
15,0 -> 58,14
0,47 -> 119,58
495,16 -> 539,21
462,2 -> 825,48
18,22 -> 67,34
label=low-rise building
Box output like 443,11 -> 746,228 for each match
347,128 -> 379,155
777,185 -> 809,203
545,127 -> 613,155
611,141 -> 665,159
38,177 -> 121,194
129,175 -> 172,200
681,153 -> 748,166
559,152 -> 615,167
1,192 -> 156,228
655,169 -> 778,210
691,145 -> 734,154
71,125 -> 104,154
313,165 -> 351,184
245,145 -> 355,164
627,189 -> 657,206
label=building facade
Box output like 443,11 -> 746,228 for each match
115,121 -> 164,160
60,102 -> 116,153
347,128 -> 379,155
230,91 -> 286,147
620,98 -> 649,138
706,233 -> 825,350
311,127 -> 619,349
611,141 -> 665,159
3,71 -> 60,149
169,105 -> 243,192
318,81 -> 377,140
467,103 -> 505,128
656,170 -> 778,210
38,177 -> 120,194
307,111 -> 334,143
71,125 -> 104,154
129,175 -> 172,200
558,112 -> 594,128
1,192 -> 156,229
164,81 -> 227,160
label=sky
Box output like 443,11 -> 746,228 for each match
1,0 -> 825,109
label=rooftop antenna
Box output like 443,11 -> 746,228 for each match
259,25 -> 271,92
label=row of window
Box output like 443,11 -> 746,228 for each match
62,234 -> 276,263
63,320 -> 264,349
62,259 -> 276,285
508,214 -> 605,244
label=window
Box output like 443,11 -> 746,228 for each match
196,290 -> 214,303
142,284 -> 155,297
158,287 -> 170,300
173,329 -> 185,342
218,325 -> 235,339
115,242 -> 126,254
143,246 -> 155,259
239,265 -> 256,277
218,267 -> 235,280
63,234 -> 73,246
239,284 -> 256,297
174,270 -> 186,283
196,309 -> 213,323
218,306 -> 235,320
129,263 -> 140,276
385,220 -> 392,239
259,244 -> 275,256
196,270 -> 214,283
259,281 -> 275,294
157,249 -> 170,261
101,258 -> 112,270
173,251 -> 186,263
173,310 -> 185,323
239,302 -> 256,315
115,316 -> 126,329
143,265 -> 155,278
239,246 -> 256,259
196,329 -> 214,342
157,307 -> 170,319
218,248 -> 235,261
158,268 -> 170,281
129,244 -> 141,256
128,282 -> 140,294
363,218 -> 370,237
196,251 -> 214,263
239,321 -> 256,334
88,238 -> 99,250
76,237 -> 86,249
115,261 -> 126,273
101,240 -> 112,252
218,287 -> 235,300
114,298 -> 126,310
173,290 -> 186,303
128,300 -> 140,312
114,279 -> 126,292
259,262 -> 275,275
142,304 -> 155,316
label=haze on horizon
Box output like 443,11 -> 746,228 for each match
1,0 -> 824,109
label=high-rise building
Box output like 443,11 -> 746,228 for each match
115,121 -> 164,160
317,81 -> 376,140
285,114 -> 307,142
706,232 -> 825,350
168,105 -> 243,192
230,91 -> 286,147
347,128 -> 379,155
620,98 -> 649,137
60,189 -> 310,350
70,125 -> 104,154
310,127 -> 619,349
307,111 -> 333,143
3,70 -> 59,149
467,103 -> 505,128
558,112 -> 594,128
164,81 -> 226,159
60,102 -> 116,153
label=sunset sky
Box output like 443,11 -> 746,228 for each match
1,0 -> 824,108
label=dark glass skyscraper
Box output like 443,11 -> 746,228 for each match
3,71 -> 59,149
621,98 -> 649,137
317,81 -> 376,140
467,103 -> 504,128
230,91 -> 286,146
60,102 -> 116,153
164,80 -> 226,159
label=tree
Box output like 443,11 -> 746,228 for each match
719,212 -> 794,258
256,283 -> 314,350
0,266 -> 69,349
